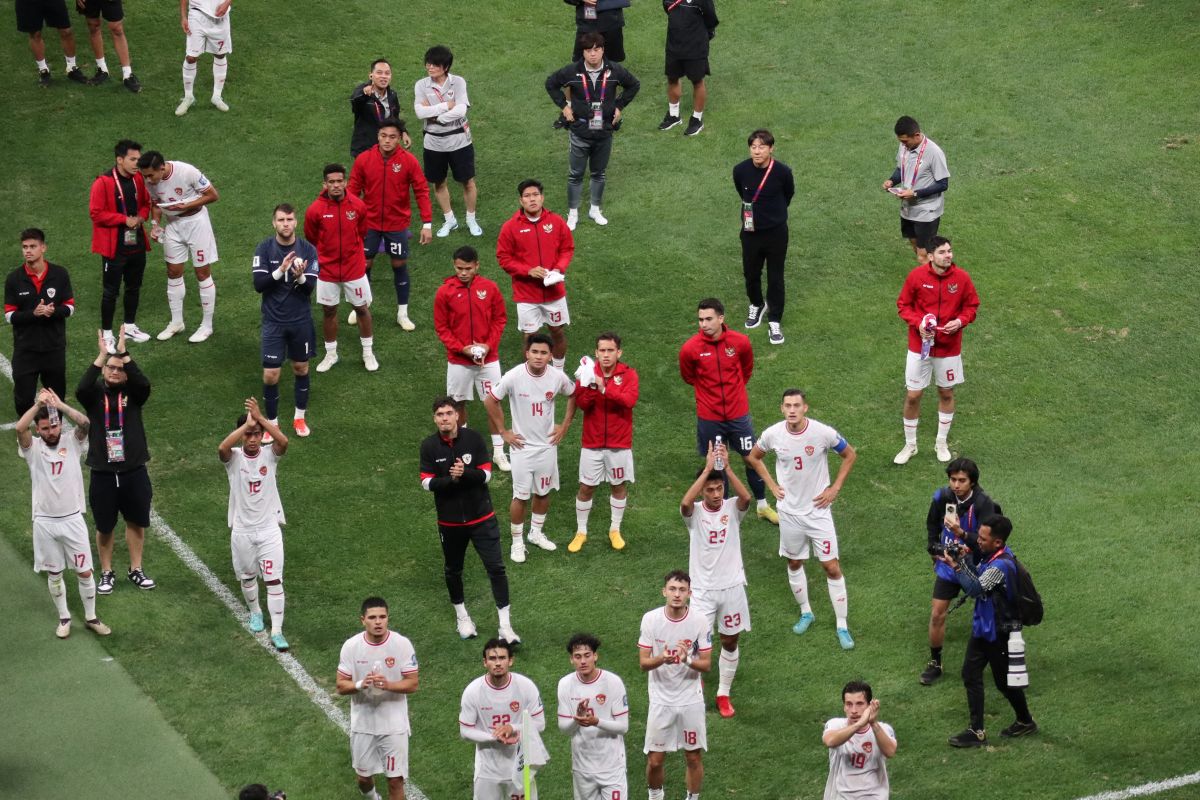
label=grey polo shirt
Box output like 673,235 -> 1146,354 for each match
896,136 -> 949,222
413,74 -> 472,153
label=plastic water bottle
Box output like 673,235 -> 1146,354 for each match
1007,631 -> 1029,687
714,435 -> 725,470
48,405 -> 60,427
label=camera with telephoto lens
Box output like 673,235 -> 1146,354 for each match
928,541 -> 967,559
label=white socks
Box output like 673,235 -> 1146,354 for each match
167,276 -> 186,325
121,65 -> 132,80
66,55 -> 77,70
324,341 -> 338,355
182,60 -> 197,97
267,584 -> 285,634
828,576 -> 848,629
668,102 -> 680,116
198,276 -> 216,328
212,56 -> 227,97
241,577 -> 261,614
48,573 -> 69,618
78,573 -> 97,620
530,513 -> 546,538
717,647 -> 739,696
648,789 -> 665,800
576,498 -> 593,532
453,602 -> 469,620
491,433 -> 503,451
466,211 -> 478,224
95,57 -> 108,73
788,566 -> 812,613
610,496 -> 626,530
937,411 -> 954,442
903,417 -> 919,445
510,522 -> 524,541
498,605 -> 512,628
444,211 -> 458,225
360,336 -> 374,356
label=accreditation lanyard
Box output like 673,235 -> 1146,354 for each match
742,159 -> 774,231
666,0 -> 686,9
113,169 -> 140,245
902,137 -> 928,189
580,68 -> 609,129
104,391 -> 126,462
579,69 -> 609,104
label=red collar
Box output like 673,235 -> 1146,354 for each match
23,262 -> 49,290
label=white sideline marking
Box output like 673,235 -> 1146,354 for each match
1075,772 -> 1200,800
0,422 -> 16,431
0,352 -> 428,798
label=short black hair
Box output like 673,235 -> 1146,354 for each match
663,569 -> 691,586
517,178 -> 543,196
697,466 -> 727,485
424,45 -> 453,71
894,115 -> 921,136
579,31 -> 605,50
323,163 -> 346,179
431,395 -> 457,413
19,228 -> 45,243
483,637 -> 513,658
114,139 -> 142,157
567,632 -> 601,654
697,297 -> 724,315
945,457 -> 979,485
361,596 -> 388,616
136,150 -> 165,170
453,245 -> 479,263
525,332 -> 554,351
928,235 -> 952,251
378,117 -> 403,134
370,57 -> 390,71
781,387 -> 806,402
842,680 -> 873,703
981,515 -> 1013,542
747,128 -> 774,147
273,203 -> 295,216
595,331 -> 621,348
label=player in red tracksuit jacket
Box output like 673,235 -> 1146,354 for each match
678,297 -> 774,521
495,179 -> 574,367
348,119 -> 434,330
88,140 -> 153,346
569,331 -> 639,553
303,164 -> 378,373
433,245 -> 510,466
893,235 -> 980,466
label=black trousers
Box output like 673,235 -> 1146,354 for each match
962,634 -> 1033,730
439,516 -> 509,608
101,251 -> 147,330
740,224 -> 789,322
12,347 -> 66,416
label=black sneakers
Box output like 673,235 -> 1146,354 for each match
658,113 -> 682,131
89,69 -> 110,85
745,304 -> 764,329
128,568 -> 156,590
38,69 -> 52,88
767,321 -> 785,345
684,116 -> 704,136
920,660 -> 943,685
67,67 -> 88,84
1001,720 -> 1039,738
98,570 -> 116,594
948,727 -> 987,748
123,73 -> 142,93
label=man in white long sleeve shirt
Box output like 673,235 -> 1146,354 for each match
414,45 -> 481,237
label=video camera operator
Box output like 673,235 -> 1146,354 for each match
920,458 -> 999,685
937,515 -> 1037,748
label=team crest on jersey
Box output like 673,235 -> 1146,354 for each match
509,701 -> 520,712
385,657 -> 396,668
174,188 -> 184,196
613,375 -> 622,385
346,210 -> 358,220
47,288 -> 57,299
545,391 -> 554,400
476,290 -> 487,300
542,223 -> 554,233
724,347 -> 736,357
680,639 -> 693,650
58,448 -> 67,456
805,446 -> 815,456
863,742 -> 873,753
948,283 -> 959,294
720,514 -> 729,524
462,453 -> 473,465
259,466 -> 268,476
595,694 -> 607,705
391,163 -> 402,173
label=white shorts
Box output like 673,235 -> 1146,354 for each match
572,771 -> 627,800
231,526 -> 285,581
317,276 -> 372,308
578,448 -> 635,486
185,10 -> 232,56
163,211 -> 218,268
905,350 -> 964,391
778,508 -> 839,561
447,360 -> 502,402
516,297 -> 570,332
351,731 -> 409,778
643,702 -> 707,753
32,513 -> 93,574
473,777 -> 524,800
511,446 -> 559,499
691,585 -> 751,634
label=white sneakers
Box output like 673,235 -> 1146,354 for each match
498,625 -> 522,644
363,351 -> 379,372
456,615 -> 478,640
102,330 -> 118,354
494,450 -> 512,472
566,209 -> 579,230
397,308 -> 415,331
436,220 -> 459,238
188,326 -> 213,343
510,539 -> 527,563
211,96 -> 229,112
893,443 -> 918,465
527,531 -> 557,551
123,324 -> 151,343
467,218 -> 483,236
156,321 -> 185,341
175,95 -> 195,116
588,206 -> 608,226
935,440 -> 952,462
315,352 -> 339,373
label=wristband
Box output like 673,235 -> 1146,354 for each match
355,678 -> 365,690
272,267 -> 285,280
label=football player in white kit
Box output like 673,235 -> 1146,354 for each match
821,681 -> 896,800
638,570 -> 712,800
176,0 -> 232,115
218,396 -> 289,650
459,638 -> 548,799
336,597 -> 420,800
680,441 -> 752,720
137,150 -> 220,343
484,332 -> 576,563
557,632 -> 629,800
15,389 -> 111,639
746,388 -> 858,650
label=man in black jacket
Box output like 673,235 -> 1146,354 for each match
76,327 -> 155,594
659,0 -> 718,136
546,32 -> 640,231
5,228 -> 75,415
564,0 -> 630,62
420,396 -> 517,644
349,57 -> 411,158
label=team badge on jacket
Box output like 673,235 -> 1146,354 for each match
725,347 -> 736,357
392,164 -> 402,173
948,283 -> 959,294
462,453 -> 473,464
542,224 -> 554,233
47,288 -> 56,299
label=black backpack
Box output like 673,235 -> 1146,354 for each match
1008,555 -> 1043,626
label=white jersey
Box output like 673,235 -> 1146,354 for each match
224,446 -> 285,530
638,607 -> 712,707
338,631 -> 419,735
684,497 -> 748,590
459,673 -> 546,781
19,433 -> 86,519
187,0 -> 224,18
756,418 -> 847,516
149,161 -> 213,221
823,718 -> 894,800
490,363 -> 575,449
556,669 -> 629,778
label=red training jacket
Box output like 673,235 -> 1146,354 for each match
495,209 -> 574,304
348,144 -> 433,232
433,273 -> 507,366
897,261 -> 979,357
88,170 -> 151,258
575,360 -> 639,449
679,325 -> 754,422
304,191 -> 368,283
